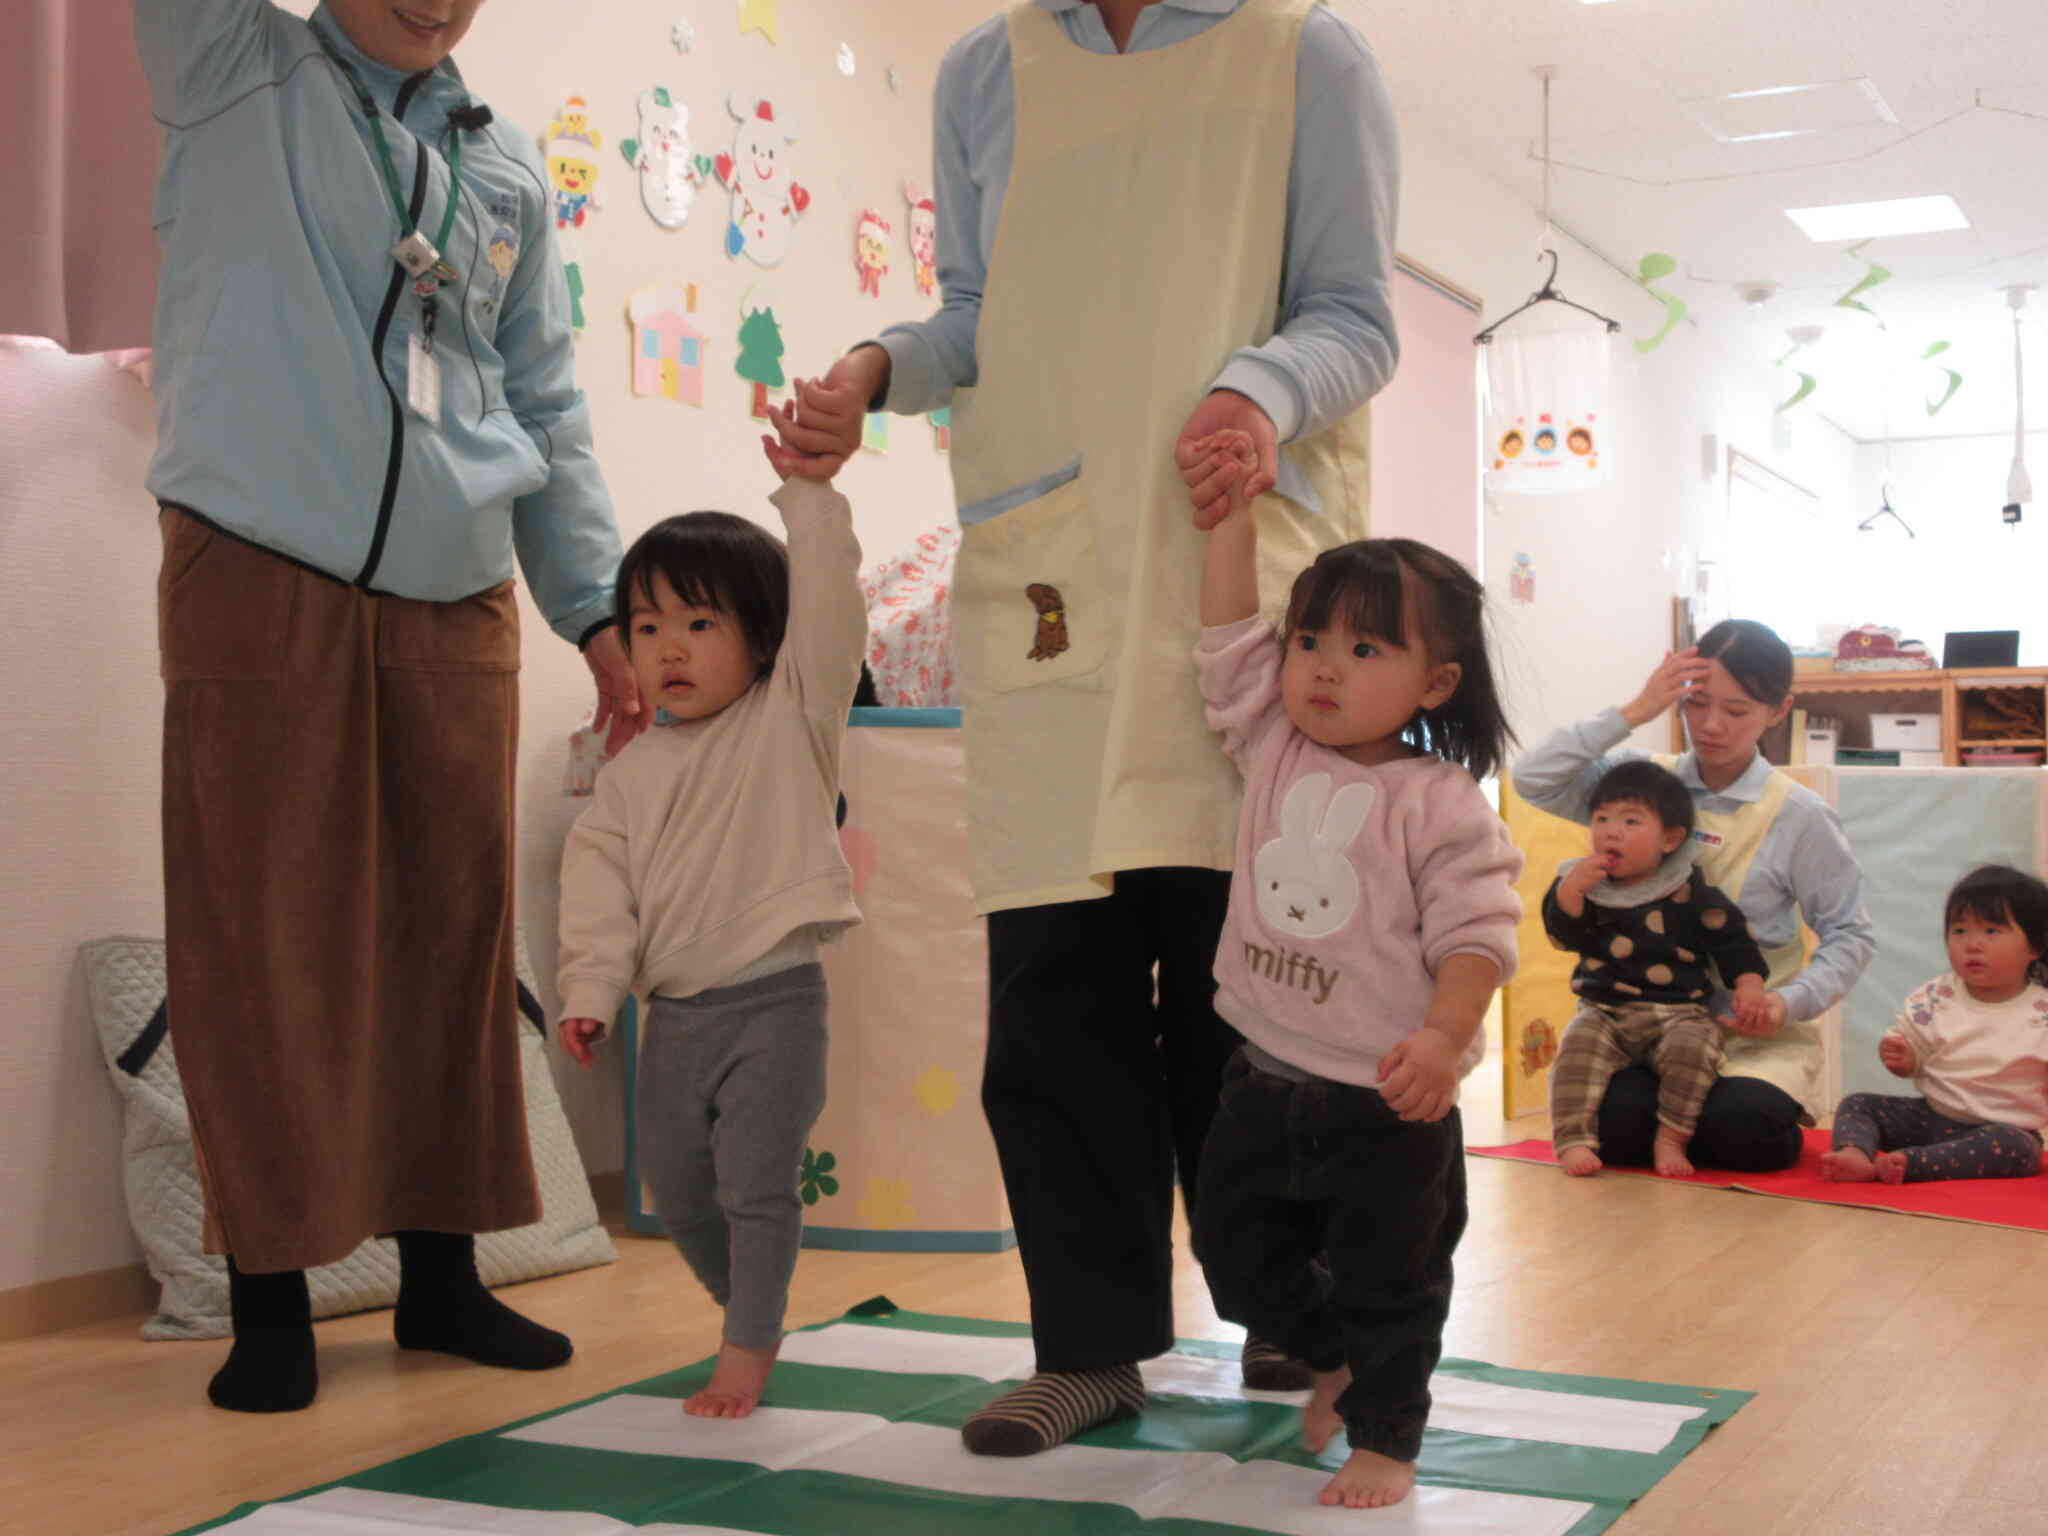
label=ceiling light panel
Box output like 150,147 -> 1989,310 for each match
1784,195 -> 1971,242
1688,77 -> 1897,145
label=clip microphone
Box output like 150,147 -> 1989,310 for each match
448,102 -> 494,132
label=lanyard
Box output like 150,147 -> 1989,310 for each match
312,26 -> 462,268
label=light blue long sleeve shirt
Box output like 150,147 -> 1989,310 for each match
875,0 -> 1400,509
134,0 -> 618,645
1512,708 -> 1876,1025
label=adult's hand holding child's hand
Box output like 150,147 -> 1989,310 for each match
1721,982 -> 1784,1038
764,376 -> 861,481
1175,391 -> 1276,530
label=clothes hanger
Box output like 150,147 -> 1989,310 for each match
1473,66 -> 1623,346
1857,482 -> 1915,538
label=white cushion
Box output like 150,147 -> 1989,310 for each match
80,930 -> 615,1340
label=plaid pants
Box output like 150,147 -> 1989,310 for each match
1550,1001 -> 1724,1153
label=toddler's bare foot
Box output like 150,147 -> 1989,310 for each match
1558,1145 -> 1602,1177
1820,1146 -> 1877,1182
1317,1447 -> 1417,1509
684,1338 -> 780,1418
1875,1150 -> 1909,1185
1653,1131 -> 1695,1178
1302,1364 -> 1350,1454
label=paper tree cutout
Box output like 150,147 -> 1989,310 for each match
736,0 -> 777,44
621,87 -> 712,230
904,184 -> 937,298
735,297 -> 785,418
544,95 -> 603,231
715,89 -> 811,267
855,208 -> 891,296
628,284 -> 707,405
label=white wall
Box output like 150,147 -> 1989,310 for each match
3,9 -> 1872,1299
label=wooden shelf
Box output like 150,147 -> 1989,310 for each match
1961,738 -> 2047,748
1776,666 -> 2048,768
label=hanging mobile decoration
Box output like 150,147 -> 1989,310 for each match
1923,340 -> 1963,417
1833,240 -> 1892,324
1633,252 -> 1687,354
1773,325 -> 1823,414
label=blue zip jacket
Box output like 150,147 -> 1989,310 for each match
135,0 -> 618,645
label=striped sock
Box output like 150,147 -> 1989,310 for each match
960,1364 -> 1146,1456
1240,1332 -> 1315,1392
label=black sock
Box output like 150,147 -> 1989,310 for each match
208,1257 -> 318,1413
393,1230 -> 572,1370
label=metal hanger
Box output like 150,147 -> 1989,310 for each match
1857,482 -> 1915,538
1474,67 -> 1623,346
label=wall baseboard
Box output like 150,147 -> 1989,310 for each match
0,1172 -> 633,1344
0,1261 -> 157,1343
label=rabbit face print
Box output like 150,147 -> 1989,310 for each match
1280,617 -> 1460,768
1255,773 -> 1376,940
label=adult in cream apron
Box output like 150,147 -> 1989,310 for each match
1593,759 -> 1826,1169
948,0 -> 1373,1402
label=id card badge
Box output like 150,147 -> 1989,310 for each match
406,331 -> 442,425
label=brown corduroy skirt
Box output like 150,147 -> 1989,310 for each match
157,506 -> 539,1274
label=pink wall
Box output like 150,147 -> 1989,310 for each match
1369,268 -> 1481,574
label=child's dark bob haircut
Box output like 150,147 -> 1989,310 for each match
1944,865 -> 2048,986
1588,759 -> 1695,839
612,512 -> 790,675
1695,618 -> 1794,709
1281,537 -> 1516,782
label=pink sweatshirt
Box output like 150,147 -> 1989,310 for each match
1197,618 -> 1524,1087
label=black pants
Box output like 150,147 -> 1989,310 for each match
982,867 -> 1239,1373
1194,1050 -> 1466,1463
1598,1066 -> 1803,1172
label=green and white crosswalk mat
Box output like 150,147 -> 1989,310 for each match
180,1300 -> 1748,1536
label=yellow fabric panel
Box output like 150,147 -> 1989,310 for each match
1498,776 -> 1586,1118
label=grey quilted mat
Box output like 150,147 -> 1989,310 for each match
80,931 -> 615,1340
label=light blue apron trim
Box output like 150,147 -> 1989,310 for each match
957,456 -> 1080,527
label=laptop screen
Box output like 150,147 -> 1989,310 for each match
1942,631 -> 2020,669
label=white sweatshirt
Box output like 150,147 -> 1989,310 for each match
1886,974 -> 2048,1130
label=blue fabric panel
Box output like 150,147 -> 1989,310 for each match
1836,771 -> 2039,1100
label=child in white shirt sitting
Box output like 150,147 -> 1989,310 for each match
1823,865 -> 2048,1184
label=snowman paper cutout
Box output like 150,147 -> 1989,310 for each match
621,87 -> 711,230
904,184 -> 936,298
714,89 -> 810,267
1254,774 -> 1374,941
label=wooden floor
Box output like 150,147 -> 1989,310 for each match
11,1063 -> 2048,1536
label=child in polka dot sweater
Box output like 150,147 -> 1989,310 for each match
1824,865 -> 2048,1185
1544,761 -> 1771,1178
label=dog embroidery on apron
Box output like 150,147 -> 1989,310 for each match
1026,583 -> 1069,661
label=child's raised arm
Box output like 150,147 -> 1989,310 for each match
1193,431 -> 1261,627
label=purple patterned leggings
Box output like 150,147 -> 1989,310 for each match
1832,1093 -> 2043,1182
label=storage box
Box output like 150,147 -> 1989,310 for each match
1836,747 -> 1901,767
1870,713 -> 1942,751
1801,728 -> 1838,766
1898,750 -> 1945,769
1964,747 -> 2046,767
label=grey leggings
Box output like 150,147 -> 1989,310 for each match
639,964 -> 828,1349
1832,1093 -> 2043,1182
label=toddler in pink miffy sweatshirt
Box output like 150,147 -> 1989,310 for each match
1182,432 -> 1521,1513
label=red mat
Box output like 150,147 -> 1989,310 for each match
1470,1128 -> 2048,1232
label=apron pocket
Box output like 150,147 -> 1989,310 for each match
956,459 -> 1109,694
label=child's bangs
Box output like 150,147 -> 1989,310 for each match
1284,543 -> 1412,647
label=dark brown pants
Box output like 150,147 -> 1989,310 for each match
159,507 -> 538,1273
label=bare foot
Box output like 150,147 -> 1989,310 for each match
1317,1447 -> 1417,1509
1820,1147 -> 1877,1183
1558,1145 -> 1602,1177
1653,1131 -> 1695,1178
684,1339 -> 780,1418
1875,1150 -> 1909,1185
1302,1364 -> 1350,1454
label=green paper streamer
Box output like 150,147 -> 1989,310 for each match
1834,240 -> 1892,323
1775,371 -> 1816,413
1927,367 -> 1963,416
1633,251 -> 1686,354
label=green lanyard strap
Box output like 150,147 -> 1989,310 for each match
313,26 -> 463,261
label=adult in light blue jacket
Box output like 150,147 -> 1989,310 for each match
137,0 -> 639,1414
